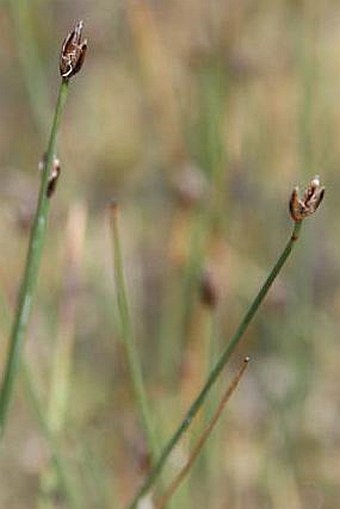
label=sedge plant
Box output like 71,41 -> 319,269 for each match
127,175 -> 325,508
0,20 -> 87,437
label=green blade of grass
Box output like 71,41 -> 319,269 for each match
0,78 -> 69,436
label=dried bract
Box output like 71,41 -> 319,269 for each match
289,175 -> 325,222
60,20 -> 87,80
39,154 -> 61,198
47,157 -> 61,198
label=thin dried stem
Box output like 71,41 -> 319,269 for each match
155,357 -> 250,509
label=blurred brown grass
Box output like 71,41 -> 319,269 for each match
0,1 -> 340,508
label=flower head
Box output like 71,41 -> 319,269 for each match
60,20 -> 87,80
289,175 -> 325,222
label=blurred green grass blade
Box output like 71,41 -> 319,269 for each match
110,201 -> 159,464
21,362 -> 83,509
158,207 -> 208,384
8,0 -> 51,134
0,292 -> 83,509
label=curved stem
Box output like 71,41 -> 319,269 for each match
127,220 -> 302,508
0,79 -> 69,436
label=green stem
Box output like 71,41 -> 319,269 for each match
127,220 -> 302,508
21,362 -> 82,509
0,79 -> 69,436
0,291 -> 82,509
110,203 -> 159,464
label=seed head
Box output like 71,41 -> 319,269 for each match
289,175 -> 325,222
60,20 -> 87,80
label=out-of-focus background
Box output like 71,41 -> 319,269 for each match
0,1 -> 339,508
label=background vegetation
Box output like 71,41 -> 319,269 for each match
0,1 -> 339,508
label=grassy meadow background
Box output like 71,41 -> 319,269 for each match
0,1 -> 340,507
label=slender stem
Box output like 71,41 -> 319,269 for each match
110,203 -> 159,464
21,362 -> 82,509
155,358 -> 250,509
0,79 -> 69,436
0,290 -> 82,509
127,220 -> 302,508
